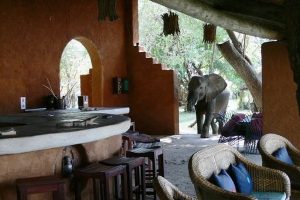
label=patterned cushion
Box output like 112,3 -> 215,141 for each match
211,169 -> 236,192
251,192 -> 286,200
272,147 -> 294,165
228,162 -> 253,195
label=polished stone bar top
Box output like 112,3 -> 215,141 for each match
0,109 -> 131,155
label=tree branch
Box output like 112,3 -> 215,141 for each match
217,41 -> 262,109
226,30 -> 253,65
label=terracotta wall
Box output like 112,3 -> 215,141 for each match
124,0 -> 179,135
127,46 -> 179,135
262,41 -> 300,147
0,0 -> 128,114
1,0 -> 179,133
0,135 -> 122,200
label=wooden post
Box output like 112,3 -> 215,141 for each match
284,0 -> 300,114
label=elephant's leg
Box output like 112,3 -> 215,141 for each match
211,119 -> 218,135
202,103 -> 215,138
195,109 -> 204,135
199,115 -> 204,131
202,115 -> 213,138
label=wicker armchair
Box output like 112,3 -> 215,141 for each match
259,133 -> 300,198
189,144 -> 290,200
153,176 -> 196,200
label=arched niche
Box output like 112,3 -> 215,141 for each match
59,37 -> 103,107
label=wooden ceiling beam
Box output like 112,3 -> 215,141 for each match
284,0 -> 300,114
258,0 -> 285,5
150,0 -> 283,39
223,11 -> 284,31
198,0 -> 284,24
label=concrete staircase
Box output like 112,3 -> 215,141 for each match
128,43 -> 179,135
132,43 -> 171,72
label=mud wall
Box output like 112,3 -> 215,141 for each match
125,0 -> 179,135
0,135 -> 122,200
0,0 -> 128,114
262,41 -> 300,147
1,0 -> 179,134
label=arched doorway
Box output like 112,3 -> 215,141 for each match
59,37 -> 103,108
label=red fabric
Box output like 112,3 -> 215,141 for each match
221,113 -> 246,137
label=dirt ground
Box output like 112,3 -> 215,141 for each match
160,134 -> 261,198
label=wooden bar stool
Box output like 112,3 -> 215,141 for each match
126,147 -> 164,199
74,162 -> 127,200
100,156 -> 145,200
16,176 -> 65,200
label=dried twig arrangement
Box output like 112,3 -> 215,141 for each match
43,78 -> 58,99
98,0 -> 118,21
203,23 -> 217,44
161,11 -> 180,36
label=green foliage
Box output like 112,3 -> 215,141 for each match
138,0 -> 265,107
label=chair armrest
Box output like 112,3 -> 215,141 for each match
175,192 -> 197,200
261,151 -> 300,184
242,161 -> 290,197
288,148 -> 300,165
153,176 -> 197,200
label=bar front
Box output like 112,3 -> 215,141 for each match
0,110 -> 131,200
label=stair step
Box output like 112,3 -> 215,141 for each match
152,58 -> 160,64
152,64 -> 162,70
134,44 -> 173,72
161,64 -> 170,70
145,52 -> 151,58
138,46 -> 145,52
138,51 -> 147,58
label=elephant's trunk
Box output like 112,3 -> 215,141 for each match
187,92 -> 196,112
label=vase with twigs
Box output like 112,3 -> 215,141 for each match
43,78 -> 65,110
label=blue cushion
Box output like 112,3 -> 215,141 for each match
251,192 -> 286,200
228,162 -> 253,195
211,169 -> 236,192
272,147 -> 294,165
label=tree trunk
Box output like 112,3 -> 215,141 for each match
217,41 -> 262,109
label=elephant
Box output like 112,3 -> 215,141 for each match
187,74 -> 230,138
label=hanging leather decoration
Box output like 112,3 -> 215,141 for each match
98,0 -> 118,21
203,23 -> 216,44
61,147 -> 75,178
98,0 -> 107,21
161,11 -> 180,36
108,0 -> 118,21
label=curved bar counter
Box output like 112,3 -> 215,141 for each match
0,109 -> 131,200
0,111 -> 130,155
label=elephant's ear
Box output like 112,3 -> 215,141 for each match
205,74 -> 227,102
188,76 -> 202,90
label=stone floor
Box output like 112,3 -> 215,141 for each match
157,134 -> 261,198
